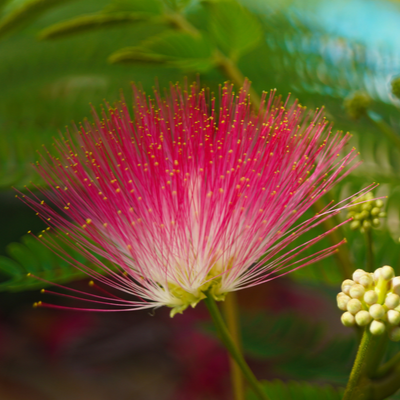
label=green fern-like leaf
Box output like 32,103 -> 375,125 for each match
0,232 -> 107,292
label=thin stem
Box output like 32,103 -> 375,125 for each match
222,292 -> 245,400
204,295 -> 270,400
365,229 -> 374,272
375,350 -> 400,379
343,329 -> 383,400
312,198 -> 354,279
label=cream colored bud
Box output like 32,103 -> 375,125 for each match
350,284 -> 365,299
389,327 -> 400,342
337,293 -> 351,311
341,279 -> 355,295
353,269 -> 367,283
369,304 -> 385,319
374,268 -> 382,282
387,310 -> 400,325
370,320 -> 386,335
385,293 -> 400,309
359,274 -> 373,288
347,299 -> 363,315
364,290 -> 378,305
341,312 -> 356,327
355,310 -> 372,326
391,277 -> 400,296
381,266 -> 395,281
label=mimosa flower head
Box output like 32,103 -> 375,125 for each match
22,82 -> 361,316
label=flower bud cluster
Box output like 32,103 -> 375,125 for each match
338,266 -> 400,341
347,192 -> 386,233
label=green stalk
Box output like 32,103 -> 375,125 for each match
222,292 -> 245,400
204,295 -> 270,400
343,329 -> 381,400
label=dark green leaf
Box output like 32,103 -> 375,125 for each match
204,0 -> 263,60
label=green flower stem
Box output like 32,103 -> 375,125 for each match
222,292 -> 245,400
343,329 -> 385,400
312,198 -> 354,279
366,111 -> 400,154
204,295 -> 270,400
365,229 -> 374,273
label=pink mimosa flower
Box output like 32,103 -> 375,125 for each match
22,83 -> 361,316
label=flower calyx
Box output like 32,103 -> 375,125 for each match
338,266 -> 400,341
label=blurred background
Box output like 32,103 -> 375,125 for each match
1,0 -> 400,398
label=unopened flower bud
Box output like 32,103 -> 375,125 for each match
385,293 -> 400,309
353,270 -> 366,283
337,293 -> 351,310
379,212 -> 386,218
347,299 -> 363,315
370,320 -> 386,335
391,77 -> 400,99
374,268 -> 382,282
363,220 -> 372,230
355,310 -> 372,326
369,304 -> 385,319
342,279 -> 355,295
359,274 -> 373,288
350,220 -> 361,230
389,327 -> 400,342
387,310 -> 400,325
372,218 -> 380,227
371,207 -> 381,217
364,290 -> 378,305
344,91 -> 372,119
341,312 -> 356,327
381,266 -> 395,281
391,277 -> 400,296
350,284 -> 365,299
375,199 -> 384,208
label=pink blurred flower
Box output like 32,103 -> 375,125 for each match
23,82 -> 360,316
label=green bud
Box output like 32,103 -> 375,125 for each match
370,320 -> 386,335
360,210 -> 370,219
372,218 -> 380,227
344,91 -> 372,119
375,199 -> 384,208
361,202 -> 372,211
355,310 -> 372,326
363,220 -> 372,230
391,77 -> 400,99
341,312 -> 356,327
371,207 -> 381,217
378,212 -> 386,218
350,220 -> 361,230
